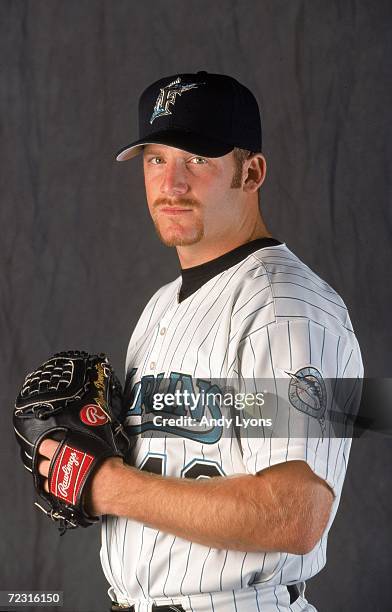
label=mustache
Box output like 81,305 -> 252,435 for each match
153,197 -> 200,210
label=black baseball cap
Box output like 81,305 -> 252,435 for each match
116,71 -> 262,161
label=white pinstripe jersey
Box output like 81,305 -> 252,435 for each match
101,242 -> 363,611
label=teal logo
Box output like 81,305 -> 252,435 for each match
150,76 -> 204,124
124,369 -> 223,444
286,366 -> 327,422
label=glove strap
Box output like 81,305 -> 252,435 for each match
49,443 -> 95,506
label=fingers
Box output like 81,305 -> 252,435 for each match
38,457 -> 51,478
38,438 -> 60,460
37,438 -> 60,495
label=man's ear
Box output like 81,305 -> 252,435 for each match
243,154 -> 267,192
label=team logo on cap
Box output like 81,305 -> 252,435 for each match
150,76 -> 204,124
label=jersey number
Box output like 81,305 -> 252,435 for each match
139,454 -> 225,479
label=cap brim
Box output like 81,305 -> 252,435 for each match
115,129 -> 234,161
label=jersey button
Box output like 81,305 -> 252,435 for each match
150,361 -> 156,370
160,327 -> 166,335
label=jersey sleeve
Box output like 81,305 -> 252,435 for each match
228,319 -> 363,498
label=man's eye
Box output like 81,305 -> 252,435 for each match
190,157 -> 208,165
149,157 -> 164,164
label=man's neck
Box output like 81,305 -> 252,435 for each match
177,230 -> 273,269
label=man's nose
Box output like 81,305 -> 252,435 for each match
160,160 -> 189,196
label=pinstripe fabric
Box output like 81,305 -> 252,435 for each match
101,243 -> 362,611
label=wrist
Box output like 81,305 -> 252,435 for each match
87,456 -> 125,517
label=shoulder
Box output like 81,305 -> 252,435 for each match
231,243 -> 353,335
230,244 -> 363,377
138,277 -> 180,320
127,276 -> 180,343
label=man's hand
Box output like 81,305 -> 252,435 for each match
14,351 -> 129,532
37,438 -> 123,517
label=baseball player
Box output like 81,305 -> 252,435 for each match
37,71 -> 363,612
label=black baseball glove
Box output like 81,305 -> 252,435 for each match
13,350 -> 130,534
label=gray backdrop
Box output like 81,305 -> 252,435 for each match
1,1 -> 391,611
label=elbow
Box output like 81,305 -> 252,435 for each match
250,529 -> 318,555
291,532 -> 319,556
286,522 -> 324,555
292,501 -> 335,555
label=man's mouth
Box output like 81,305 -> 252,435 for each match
159,207 -> 193,215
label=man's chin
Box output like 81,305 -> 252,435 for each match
154,224 -> 204,247
159,234 -> 203,247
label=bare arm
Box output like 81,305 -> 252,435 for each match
89,455 -> 334,554
39,440 -> 334,554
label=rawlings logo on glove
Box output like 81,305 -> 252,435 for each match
51,445 -> 94,504
13,350 -> 130,534
80,404 -> 109,425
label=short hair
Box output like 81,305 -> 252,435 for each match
230,147 -> 256,188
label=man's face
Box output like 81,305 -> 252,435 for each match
142,144 -> 245,248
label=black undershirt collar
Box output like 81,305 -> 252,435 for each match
178,237 -> 282,302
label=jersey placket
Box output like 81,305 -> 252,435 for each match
147,304 -> 180,375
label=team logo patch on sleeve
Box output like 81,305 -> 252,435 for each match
286,366 -> 327,426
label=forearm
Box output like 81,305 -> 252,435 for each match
108,464 -> 267,551
94,459 -> 327,553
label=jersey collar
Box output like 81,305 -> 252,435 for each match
179,237 -> 282,302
